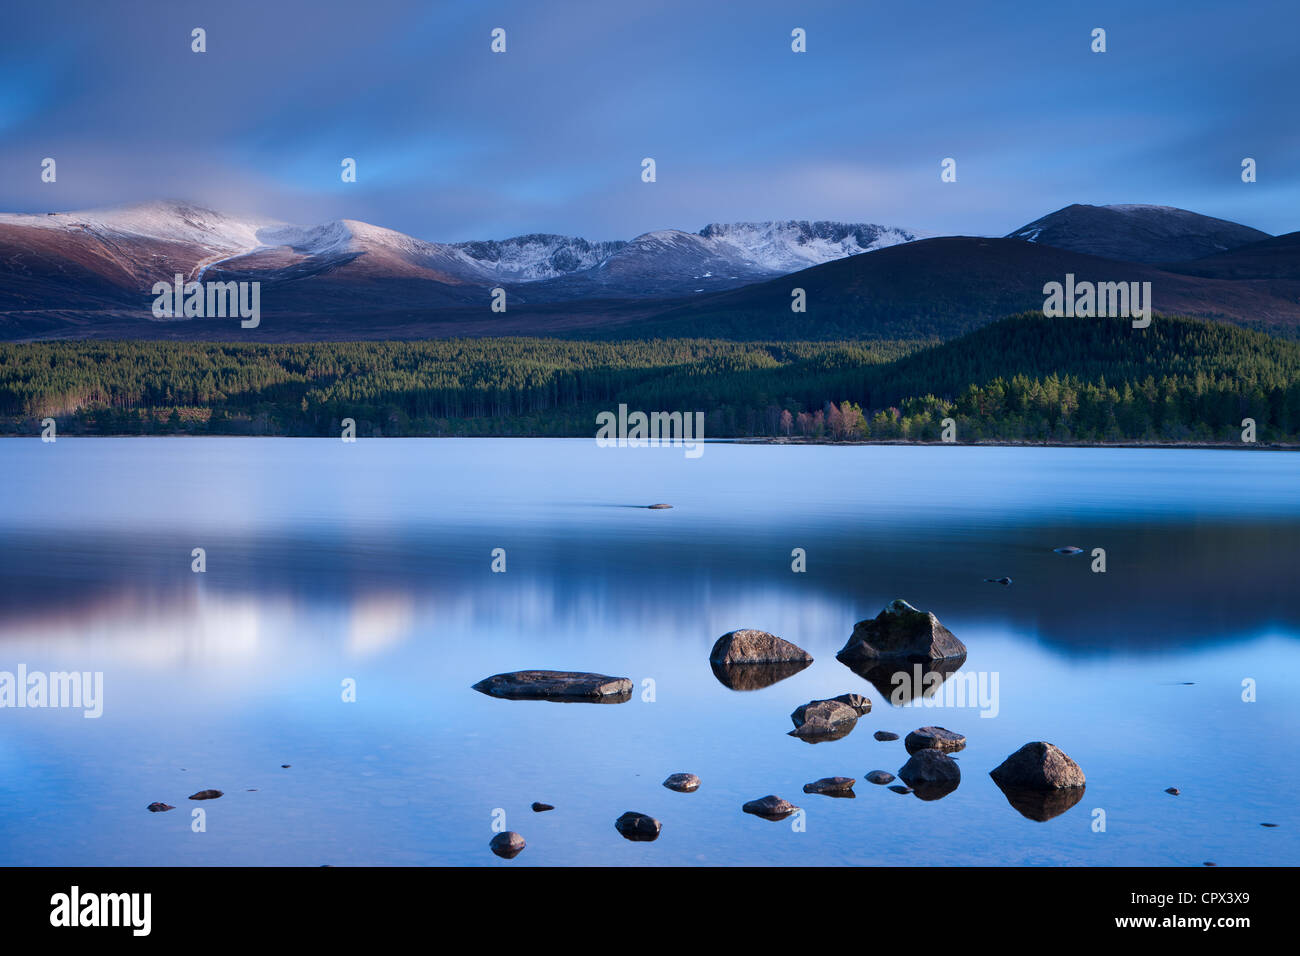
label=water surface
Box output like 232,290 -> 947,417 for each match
0,439 -> 1297,866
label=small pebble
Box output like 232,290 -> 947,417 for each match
188,789 -> 223,800
865,771 -> 895,785
146,802 -> 174,813
1165,787 -> 1180,795
531,802 -> 555,812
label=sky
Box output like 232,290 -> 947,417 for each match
1,0 -> 1296,242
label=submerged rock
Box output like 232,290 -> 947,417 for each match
663,773 -> 701,792
904,726 -> 967,755
865,770 -> 895,785
489,831 -> 526,859
710,659 -> 811,691
887,785 -> 913,794
188,790 -> 223,800
614,811 -> 662,841
897,750 -> 961,800
802,776 -> 856,796
710,629 -> 813,665
873,731 -> 900,741
531,802 -> 555,812
647,503 -> 673,509
472,670 -> 633,703
1053,546 -> 1084,555
742,795 -> 800,820
146,802 -> 174,813
984,577 -> 1013,585
836,600 -> 967,667
789,698 -> 861,742
989,742 -> 1085,790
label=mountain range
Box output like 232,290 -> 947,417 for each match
1,200 -> 1296,341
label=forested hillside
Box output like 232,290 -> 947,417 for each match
2,314 -> 1297,442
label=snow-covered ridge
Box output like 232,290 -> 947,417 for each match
1,201 -> 918,282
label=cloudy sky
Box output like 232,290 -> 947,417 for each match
2,0 -> 1296,241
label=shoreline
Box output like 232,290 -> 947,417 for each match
2,433 -> 1295,450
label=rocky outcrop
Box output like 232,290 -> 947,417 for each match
897,750 -> 961,800
837,600 -> 967,666
989,742 -> 1085,790
710,629 -> 812,665
614,811 -> 662,841
663,773 -> 701,792
742,795 -> 800,819
489,831 -> 526,859
472,670 -> 633,702
904,726 -> 967,754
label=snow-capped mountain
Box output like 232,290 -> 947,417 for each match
0,201 -> 918,312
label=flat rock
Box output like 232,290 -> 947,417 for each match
614,811 -> 662,841
802,776 -> 856,795
836,599 -> 967,666
531,802 -> 555,812
874,731 -> 900,741
188,790 -> 223,800
898,750 -> 961,800
489,831 -> 526,859
710,629 -> 813,665
146,802 -> 174,813
742,795 -> 800,819
989,742 -> 1085,790
663,773 -> 701,792
472,670 -> 633,703
904,726 -> 967,754
865,770 -> 895,785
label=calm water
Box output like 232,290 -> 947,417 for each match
0,438 -> 1297,866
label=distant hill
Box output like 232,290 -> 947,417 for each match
606,237 -> 1300,341
1006,203 -> 1270,263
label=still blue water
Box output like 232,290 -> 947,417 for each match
0,439 -> 1296,865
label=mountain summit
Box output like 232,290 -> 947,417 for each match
1006,203 -> 1269,263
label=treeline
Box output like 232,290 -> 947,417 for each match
1,314 -> 1298,442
